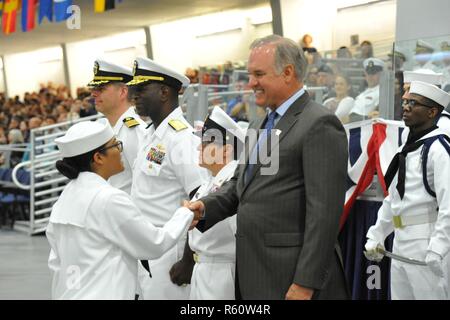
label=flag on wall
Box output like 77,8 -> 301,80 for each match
54,0 -> 72,22
2,0 -> 19,35
0,1 -> 4,20
94,0 -> 115,13
21,0 -> 36,32
39,0 -> 53,23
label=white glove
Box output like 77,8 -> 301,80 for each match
425,251 -> 444,278
364,239 -> 384,262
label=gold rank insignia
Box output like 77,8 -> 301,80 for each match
168,119 -> 187,131
146,144 -> 166,165
123,117 -> 140,128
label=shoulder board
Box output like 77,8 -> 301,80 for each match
123,117 -> 140,128
168,119 -> 188,131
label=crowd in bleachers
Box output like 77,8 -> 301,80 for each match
0,83 -> 97,169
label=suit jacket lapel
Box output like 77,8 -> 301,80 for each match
238,115 -> 266,191
240,92 -> 311,196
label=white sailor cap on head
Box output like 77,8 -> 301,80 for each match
416,40 -> 434,53
363,58 -> 385,74
197,106 -> 246,145
403,69 -> 444,85
409,81 -> 450,108
55,120 -> 114,158
88,59 -> 133,87
127,57 -> 190,90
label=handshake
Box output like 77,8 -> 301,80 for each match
182,200 -> 206,230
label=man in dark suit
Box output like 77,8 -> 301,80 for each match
188,35 -> 349,300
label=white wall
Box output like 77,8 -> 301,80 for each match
334,0 -> 396,55
150,5 -> 273,73
396,0 -> 450,42
3,47 -> 65,98
280,0 -> 396,53
66,29 -> 147,97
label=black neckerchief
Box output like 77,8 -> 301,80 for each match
384,125 -> 438,199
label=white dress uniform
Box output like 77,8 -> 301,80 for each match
188,160 -> 238,300
131,106 -> 209,300
46,120 -> 194,300
47,173 -> 194,300
350,85 -> 379,116
108,107 -> 146,194
366,82 -> 450,300
350,58 -> 384,117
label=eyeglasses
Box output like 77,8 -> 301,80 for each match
402,99 -> 435,109
99,140 -> 123,153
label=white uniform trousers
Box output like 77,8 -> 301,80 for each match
390,238 -> 448,300
137,238 -> 190,300
189,255 -> 235,300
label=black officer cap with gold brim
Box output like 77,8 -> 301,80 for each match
87,59 -> 133,88
127,57 -> 190,91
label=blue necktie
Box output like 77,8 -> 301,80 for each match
244,111 -> 278,184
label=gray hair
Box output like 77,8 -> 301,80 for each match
8,129 -> 24,144
250,34 -> 308,81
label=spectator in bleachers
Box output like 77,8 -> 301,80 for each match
79,97 -> 97,118
8,116 -> 21,131
66,101 -> 81,122
7,129 -> 24,168
305,65 -> 319,87
317,64 -> 336,101
359,40 -> 373,59
300,34 -> 322,66
300,34 -> 318,54
337,46 -> 353,59
0,125 -> 7,145
19,120 -> 29,142
323,74 -> 355,122
348,58 -> 385,121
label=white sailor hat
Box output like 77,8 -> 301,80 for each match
87,59 -> 133,87
363,58 -> 385,74
416,40 -> 434,53
196,106 -> 246,145
409,81 -> 450,108
55,120 -> 114,158
403,69 -> 444,85
127,57 -> 190,90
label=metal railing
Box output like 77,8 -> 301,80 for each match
11,114 -> 102,235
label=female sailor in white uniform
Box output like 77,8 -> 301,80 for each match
170,107 -> 245,299
46,120 -> 198,299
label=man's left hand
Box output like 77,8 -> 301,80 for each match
285,283 -> 314,300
